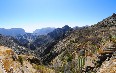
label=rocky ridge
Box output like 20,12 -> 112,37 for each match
44,13 -> 116,73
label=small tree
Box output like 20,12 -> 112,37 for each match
18,56 -> 23,65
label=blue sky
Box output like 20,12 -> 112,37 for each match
0,0 -> 116,32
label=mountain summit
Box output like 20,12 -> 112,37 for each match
33,27 -> 55,35
0,28 -> 26,36
112,13 -> 116,17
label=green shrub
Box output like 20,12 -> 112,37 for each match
18,56 -> 23,65
66,53 -> 73,62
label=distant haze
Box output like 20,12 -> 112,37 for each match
0,0 -> 116,32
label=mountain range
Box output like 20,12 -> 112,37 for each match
0,13 -> 115,73
0,27 -> 56,36
33,27 -> 55,35
0,28 -> 26,36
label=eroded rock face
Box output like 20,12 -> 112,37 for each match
97,55 -> 116,73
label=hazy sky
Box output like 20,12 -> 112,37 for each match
0,0 -> 116,32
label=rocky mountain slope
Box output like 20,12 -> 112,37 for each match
0,34 -> 31,55
0,14 -> 115,73
0,46 -> 55,73
33,25 -> 73,62
14,25 -> 72,51
39,13 -> 116,73
15,33 -> 37,50
0,33 -> 55,73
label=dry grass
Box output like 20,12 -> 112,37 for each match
5,49 -> 14,55
33,64 -> 55,73
2,59 -> 13,72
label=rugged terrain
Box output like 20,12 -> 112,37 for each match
0,46 -> 55,73
0,13 -> 116,73
42,13 -> 116,73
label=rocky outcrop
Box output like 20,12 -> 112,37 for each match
97,52 -> 116,73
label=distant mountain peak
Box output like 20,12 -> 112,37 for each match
0,28 -> 26,36
112,13 -> 116,17
33,27 -> 55,35
63,25 -> 69,27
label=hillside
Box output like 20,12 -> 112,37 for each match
40,13 -> 116,73
0,46 -> 55,73
0,34 -> 31,55
33,25 -> 73,62
0,14 -> 115,73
